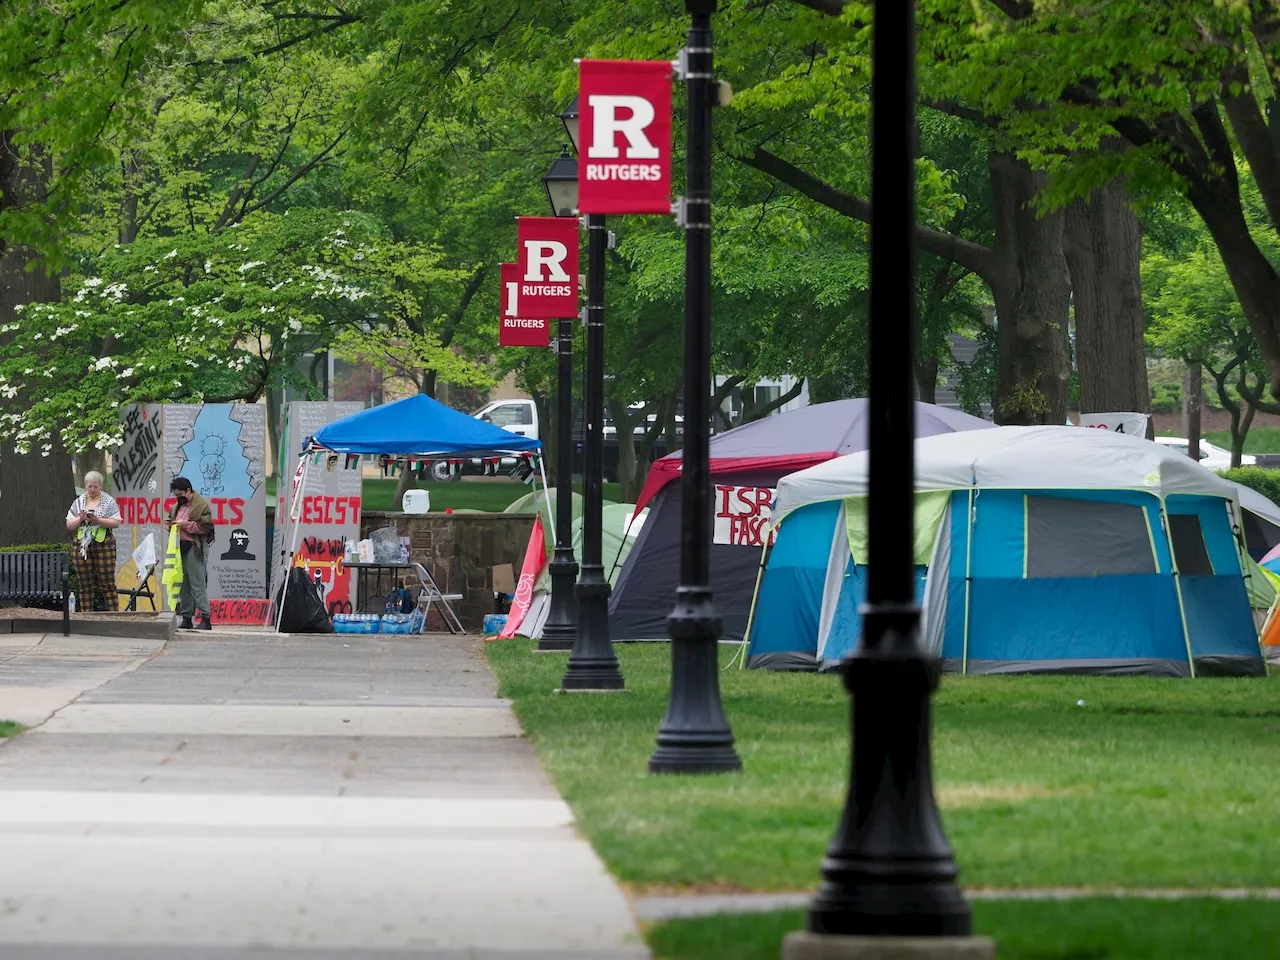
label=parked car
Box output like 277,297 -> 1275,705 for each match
1152,436 -> 1255,469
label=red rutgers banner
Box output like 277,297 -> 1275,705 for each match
499,262 -> 550,347
516,216 -> 580,319
578,59 -> 673,215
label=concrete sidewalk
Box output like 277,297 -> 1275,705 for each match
0,633 -> 648,959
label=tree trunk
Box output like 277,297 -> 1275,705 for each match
915,356 -> 938,403
1064,178 -> 1150,415
1186,177 -> 1280,396
0,133 -> 75,545
988,153 -> 1072,425
1186,362 -> 1202,461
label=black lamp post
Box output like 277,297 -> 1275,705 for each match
783,1 -> 988,954
553,97 -> 624,691
537,149 -> 581,652
648,0 -> 741,774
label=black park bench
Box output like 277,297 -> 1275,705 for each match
0,550 -> 71,636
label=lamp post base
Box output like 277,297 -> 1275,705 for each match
562,569 -> 623,690
806,606 -> 970,938
537,555 -> 579,652
782,933 -> 996,960
649,586 -> 742,774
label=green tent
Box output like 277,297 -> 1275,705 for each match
514,503 -> 648,639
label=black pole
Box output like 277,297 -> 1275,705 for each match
649,0 -> 741,775
800,0 -> 971,938
562,213 -> 624,690
538,316 -> 578,651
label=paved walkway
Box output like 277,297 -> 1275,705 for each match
0,631 -> 648,959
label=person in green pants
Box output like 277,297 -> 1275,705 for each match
166,476 -> 215,630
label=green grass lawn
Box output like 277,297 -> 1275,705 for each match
0,721 -> 23,738
1168,426 -> 1280,454
486,640 -> 1280,892
644,900 -> 1280,960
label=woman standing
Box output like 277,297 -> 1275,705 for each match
64,471 -> 122,611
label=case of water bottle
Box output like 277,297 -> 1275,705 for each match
333,613 -> 381,634
379,612 -> 418,634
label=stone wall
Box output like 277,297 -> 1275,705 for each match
359,512 -> 535,631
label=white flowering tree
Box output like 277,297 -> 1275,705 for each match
0,207 -> 480,456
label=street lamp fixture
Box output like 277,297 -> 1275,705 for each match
782,0 -> 990,955
559,96 -> 580,154
542,149 -> 580,219
537,151 -> 581,653
648,0 -> 741,774
547,102 -> 623,691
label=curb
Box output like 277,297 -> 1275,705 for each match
1,617 -> 174,642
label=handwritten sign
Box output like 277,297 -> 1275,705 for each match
713,485 -> 776,547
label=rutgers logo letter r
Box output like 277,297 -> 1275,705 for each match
523,240 -> 570,282
588,95 -> 659,159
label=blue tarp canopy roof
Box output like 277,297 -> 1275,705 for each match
307,394 -> 541,457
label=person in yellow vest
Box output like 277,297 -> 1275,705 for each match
166,476 -> 215,630
64,471 -> 122,611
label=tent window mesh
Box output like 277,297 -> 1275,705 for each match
1025,496 -> 1156,579
1168,514 -> 1214,577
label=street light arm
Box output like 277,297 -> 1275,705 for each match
736,146 -> 996,281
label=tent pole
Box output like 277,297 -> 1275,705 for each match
962,487 -> 975,675
274,452 -> 311,633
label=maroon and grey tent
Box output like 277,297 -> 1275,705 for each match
609,399 -> 993,643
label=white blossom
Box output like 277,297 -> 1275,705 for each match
164,249 -> 178,260
204,260 -> 213,274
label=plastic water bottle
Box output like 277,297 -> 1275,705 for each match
68,590 -> 76,612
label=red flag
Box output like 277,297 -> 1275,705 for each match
578,59 -> 674,215
499,262 -> 551,347
516,217 -> 580,319
499,514 -> 548,639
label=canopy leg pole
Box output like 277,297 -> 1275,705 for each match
537,454 -> 555,547
273,453 -> 311,633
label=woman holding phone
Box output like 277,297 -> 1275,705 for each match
65,470 -> 122,611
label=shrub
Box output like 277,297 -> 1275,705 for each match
1151,381 -> 1182,414
1222,467 -> 1280,506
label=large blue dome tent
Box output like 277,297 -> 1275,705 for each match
746,426 -> 1266,677
610,399 -> 992,645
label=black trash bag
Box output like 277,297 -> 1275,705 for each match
275,568 -> 333,633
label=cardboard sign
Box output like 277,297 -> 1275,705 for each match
1078,412 -> 1151,438
714,485 -> 776,548
492,563 -> 516,596
499,262 -> 551,347
578,59 -> 674,215
270,401 -> 363,617
516,217 -> 579,319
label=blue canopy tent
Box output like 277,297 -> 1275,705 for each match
272,394 -> 547,632
309,394 -> 541,457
